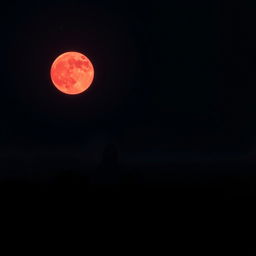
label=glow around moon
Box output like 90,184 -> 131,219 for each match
50,51 -> 94,95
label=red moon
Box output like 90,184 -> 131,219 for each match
50,51 -> 94,95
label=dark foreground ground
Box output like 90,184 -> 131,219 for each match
1,152 -> 256,254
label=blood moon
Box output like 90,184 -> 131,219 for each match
50,52 -> 94,95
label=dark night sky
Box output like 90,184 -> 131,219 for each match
1,0 -> 256,156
